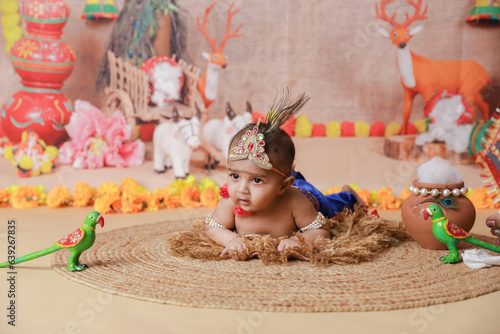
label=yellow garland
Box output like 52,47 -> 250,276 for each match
0,0 -> 23,52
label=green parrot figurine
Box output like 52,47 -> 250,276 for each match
0,211 -> 104,271
423,204 -> 500,263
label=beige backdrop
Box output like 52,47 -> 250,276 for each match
0,0 -> 499,126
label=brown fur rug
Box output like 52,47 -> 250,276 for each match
167,207 -> 410,266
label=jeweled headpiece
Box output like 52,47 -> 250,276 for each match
228,89 -> 310,178
229,120 -> 272,170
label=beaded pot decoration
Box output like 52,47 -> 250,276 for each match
408,185 -> 469,197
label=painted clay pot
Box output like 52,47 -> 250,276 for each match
401,180 -> 476,250
1,0 -> 75,146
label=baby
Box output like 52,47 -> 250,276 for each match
205,92 -> 358,258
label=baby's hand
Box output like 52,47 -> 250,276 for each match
220,235 -> 246,258
278,237 -> 310,261
277,237 -> 301,252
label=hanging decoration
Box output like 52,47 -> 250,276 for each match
466,0 -> 500,25
95,0 -> 178,91
80,0 -> 119,20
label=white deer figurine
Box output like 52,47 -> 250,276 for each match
196,2 -> 243,110
153,108 -> 201,179
203,102 -> 253,168
376,0 -> 491,134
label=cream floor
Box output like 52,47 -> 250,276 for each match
0,137 -> 499,334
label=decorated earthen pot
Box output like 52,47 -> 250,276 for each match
401,180 -> 476,250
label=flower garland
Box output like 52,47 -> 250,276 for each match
0,177 -> 498,212
0,0 -> 23,53
251,112 -> 427,138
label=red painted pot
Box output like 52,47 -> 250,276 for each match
1,0 -> 75,146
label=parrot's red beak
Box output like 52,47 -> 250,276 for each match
98,215 -> 104,228
423,209 -> 430,220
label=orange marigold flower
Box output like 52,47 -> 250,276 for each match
121,190 -> 150,214
0,188 -> 10,207
156,188 -> 180,209
119,177 -> 140,193
200,187 -> 219,208
10,186 -> 40,209
400,188 -> 412,202
377,187 -> 401,210
94,181 -> 121,214
47,185 -> 72,208
73,182 -> 94,207
180,185 -> 202,208
469,188 -> 498,210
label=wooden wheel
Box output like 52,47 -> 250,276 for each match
102,89 -> 136,127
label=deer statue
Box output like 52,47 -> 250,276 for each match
196,2 -> 243,110
376,0 -> 491,135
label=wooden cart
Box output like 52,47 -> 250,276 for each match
101,51 -> 221,159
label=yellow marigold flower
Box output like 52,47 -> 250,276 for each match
145,192 -> 160,212
325,186 -> 341,195
47,185 -> 72,208
200,187 -> 219,208
295,115 -> 312,138
167,175 -> 196,196
0,188 -> 9,207
73,182 -> 94,207
325,121 -> 341,137
385,121 -> 400,137
94,181 -> 121,214
354,122 -> 370,137
10,186 -> 39,209
414,119 -> 427,134
119,177 -> 140,193
180,185 -> 202,208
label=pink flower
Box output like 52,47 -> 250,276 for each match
59,100 -> 145,169
233,206 -> 251,217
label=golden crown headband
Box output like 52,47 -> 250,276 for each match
228,120 -> 288,177
228,90 -> 310,178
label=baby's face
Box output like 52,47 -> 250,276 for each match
226,158 -> 286,213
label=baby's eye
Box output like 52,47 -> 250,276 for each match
230,173 -> 239,180
253,178 -> 263,184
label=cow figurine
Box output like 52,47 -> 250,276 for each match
153,108 -> 201,178
202,102 -> 253,169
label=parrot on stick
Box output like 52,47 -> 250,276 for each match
0,211 -> 104,271
423,204 -> 500,263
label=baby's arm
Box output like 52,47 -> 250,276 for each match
277,191 -> 330,252
205,197 -> 246,257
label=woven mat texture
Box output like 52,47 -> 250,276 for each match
51,219 -> 500,312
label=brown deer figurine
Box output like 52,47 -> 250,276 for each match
376,0 -> 491,134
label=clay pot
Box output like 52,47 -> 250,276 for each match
401,180 -> 476,250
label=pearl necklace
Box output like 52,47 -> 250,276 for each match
409,185 -> 468,197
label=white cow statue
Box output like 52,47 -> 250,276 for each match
202,102 -> 253,168
153,108 -> 201,178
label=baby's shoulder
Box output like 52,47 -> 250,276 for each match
283,186 -> 314,207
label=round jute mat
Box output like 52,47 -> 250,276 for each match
51,219 -> 500,312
